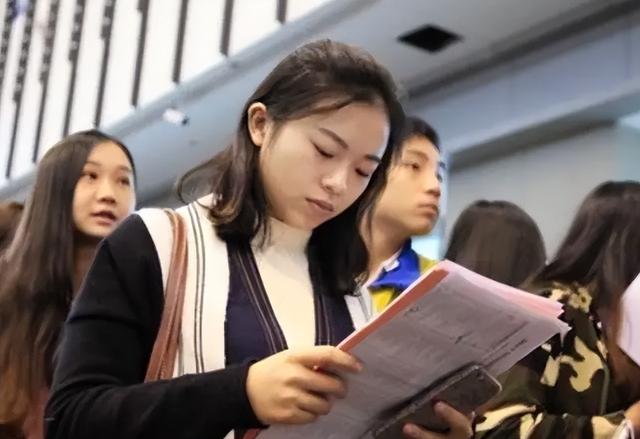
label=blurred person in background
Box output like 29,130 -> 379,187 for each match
363,116 -> 443,313
476,181 -> 640,439
0,201 -> 24,255
444,200 -> 546,287
0,130 -> 137,439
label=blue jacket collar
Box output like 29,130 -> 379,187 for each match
369,241 -> 420,292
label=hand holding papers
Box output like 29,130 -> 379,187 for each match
252,261 -> 570,439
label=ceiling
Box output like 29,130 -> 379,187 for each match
315,0 -> 614,90
1,0 -> 630,203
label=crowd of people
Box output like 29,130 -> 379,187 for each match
0,39 -> 638,439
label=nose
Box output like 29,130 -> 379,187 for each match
423,172 -> 442,199
96,178 -> 117,205
321,166 -> 349,196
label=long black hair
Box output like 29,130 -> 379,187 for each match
534,181 -> 640,307
0,130 -> 135,430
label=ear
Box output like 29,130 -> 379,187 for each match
247,102 -> 269,148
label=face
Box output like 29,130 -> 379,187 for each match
249,100 -> 390,230
372,135 -> 442,238
72,141 -> 136,239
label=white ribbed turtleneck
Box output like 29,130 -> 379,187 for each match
252,217 -> 315,348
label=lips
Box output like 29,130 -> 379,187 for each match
418,203 -> 440,215
307,198 -> 336,213
91,210 -> 117,222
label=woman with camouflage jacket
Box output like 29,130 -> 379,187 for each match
476,181 -> 640,439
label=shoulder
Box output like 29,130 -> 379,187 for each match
416,253 -> 437,273
73,214 -> 166,333
406,242 -> 437,273
136,200 -> 227,287
135,195 -> 214,235
136,208 -> 174,253
107,212 -> 159,258
135,200 -> 213,247
100,215 -> 166,291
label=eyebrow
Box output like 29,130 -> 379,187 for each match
318,127 -> 381,164
85,160 -> 133,174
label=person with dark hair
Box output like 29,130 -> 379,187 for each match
0,130 -> 137,439
362,115 -> 443,313
0,201 -> 24,254
476,181 -> 640,439
45,41 -> 472,439
444,200 -> 546,287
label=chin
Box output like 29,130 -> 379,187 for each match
410,222 -> 436,237
88,232 -> 110,240
78,226 -> 114,240
276,213 -> 314,231
308,214 -> 338,230
297,218 -> 320,231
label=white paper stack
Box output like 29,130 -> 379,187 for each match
618,272 -> 640,366
251,261 -> 570,439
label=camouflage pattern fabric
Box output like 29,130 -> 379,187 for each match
476,282 -> 633,439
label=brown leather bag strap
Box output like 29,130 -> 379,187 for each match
145,209 -> 188,382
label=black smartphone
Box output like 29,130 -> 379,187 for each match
369,364 -> 501,439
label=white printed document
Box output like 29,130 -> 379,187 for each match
249,261 -> 570,439
619,272 -> 640,366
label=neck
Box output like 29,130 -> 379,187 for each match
262,216 -> 312,253
363,218 -> 408,277
73,238 -> 99,293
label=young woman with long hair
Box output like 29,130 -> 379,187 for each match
45,40 -> 472,439
0,130 -> 137,438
